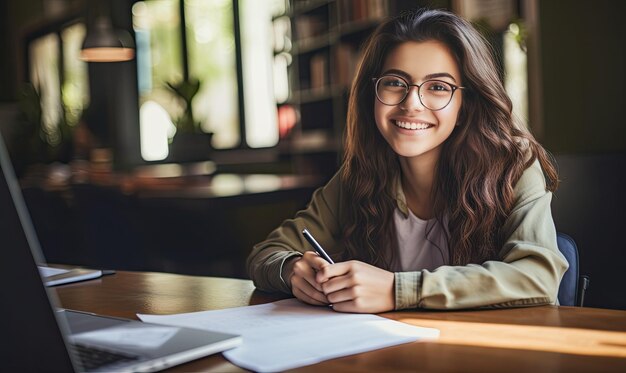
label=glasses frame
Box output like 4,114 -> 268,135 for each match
372,74 -> 465,111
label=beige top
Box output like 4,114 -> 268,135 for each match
246,161 -> 569,310
390,208 -> 449,272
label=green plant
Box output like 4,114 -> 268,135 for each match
9,83 -> 74,175
508,19 -> 528,52
166,78 -> 203,133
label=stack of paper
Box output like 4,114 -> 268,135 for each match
139,298 -> 439,372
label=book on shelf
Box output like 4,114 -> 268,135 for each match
339,0 -> 387,23
310,52 -> 328,90
294,15 -> 327,41
334,43 -> 358,87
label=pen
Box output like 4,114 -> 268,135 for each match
302,228 -> 335,264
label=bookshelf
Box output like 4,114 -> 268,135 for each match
272,0 -> 430,178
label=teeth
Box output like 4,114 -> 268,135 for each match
395,120 -> 432,130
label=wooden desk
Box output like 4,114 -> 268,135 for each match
56,271 -> 626,372
24,169 -> 322,277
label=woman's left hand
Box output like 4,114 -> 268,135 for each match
316,260 -> 395,313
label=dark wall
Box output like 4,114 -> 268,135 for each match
0,0 -> 13,101
539,1 -> 626,310
539,0 -> 626,153
0,0 -> 44,101
551,155 -> 626,310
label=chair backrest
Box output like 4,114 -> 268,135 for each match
556,232 -> 589,306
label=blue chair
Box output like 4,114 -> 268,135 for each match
556,232 -> 590,306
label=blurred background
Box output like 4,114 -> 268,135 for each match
0,0 -> 624,309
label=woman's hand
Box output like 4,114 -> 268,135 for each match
284,251 -> 331,306
316,261 -> 395,313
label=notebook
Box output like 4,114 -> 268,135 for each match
0,132 -> 242,372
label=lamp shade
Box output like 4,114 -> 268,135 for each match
80,16 -> 135,62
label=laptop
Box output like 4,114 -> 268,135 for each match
0,132 -> 242,372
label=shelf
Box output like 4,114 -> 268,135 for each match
271,1 -> 407,177
290,0 -> 333,17
296,85 -> 341,104
280,130 -> 340,154
336,17 -> 385,38
293,34 -> 334,55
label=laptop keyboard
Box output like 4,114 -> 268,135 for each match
70,343 -> 139,371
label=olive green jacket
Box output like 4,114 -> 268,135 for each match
246,161 -> 569,310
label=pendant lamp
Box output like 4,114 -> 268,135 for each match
80,16 -> 135,62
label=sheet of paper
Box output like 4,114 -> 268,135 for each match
71,325 -> 179,349
38,266 -> 68,277
38,266 -> 102,286
138,298 -> 439,372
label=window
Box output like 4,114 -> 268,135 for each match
239,0 -> 279,148
133,0 -> 186,161
27,21 -> 89,148
504,21 -> 528,126
61,23 -> 90,128
186,0 -> 240,148
133,0 -> 279,162
30,34 -> 62,139
25,1 -> 280,164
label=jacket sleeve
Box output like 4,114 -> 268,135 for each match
246,172 -> 344,294
395,161 -> 569,310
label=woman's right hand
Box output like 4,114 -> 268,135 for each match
284,251 -> 331,306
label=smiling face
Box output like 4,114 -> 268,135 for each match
374,40 -> 463,162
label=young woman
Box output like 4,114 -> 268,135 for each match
247,9 -> 568,313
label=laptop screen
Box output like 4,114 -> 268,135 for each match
0,132 -> 76,371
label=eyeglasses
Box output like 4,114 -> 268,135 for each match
372,75 -> 465,111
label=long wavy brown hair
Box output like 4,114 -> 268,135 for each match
340,9 -> 558,267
